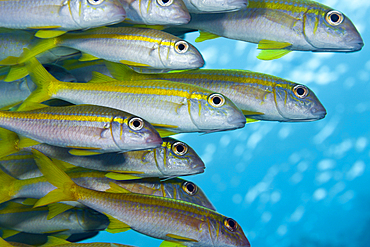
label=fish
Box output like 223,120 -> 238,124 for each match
171,0 -> 364,60
106,63 -> 327,122
0,0 -> 126,36
33,150 -> 250,247
181,0 -> 248,13
0,163 -> 211,213
1,27 -> 205,72
0,130 -> 204,177
0,104 -> 163,154
59,59 -> 111,83
19,57 -> 245,135
0,201 -> 109,238
120,0 -> 190,25
1,235 -> 135,247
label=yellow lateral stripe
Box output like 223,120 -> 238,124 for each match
0,111 -> 125,124
64,33 -> 173,47
247,0 -> 325,15
63,81 -> 208,100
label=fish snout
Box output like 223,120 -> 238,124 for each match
145,134 -> 163,148
310,105 -> 327,120
227,113 -> 246,129
227,0 -> 249,10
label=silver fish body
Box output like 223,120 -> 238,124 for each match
58,27 -> 204,70
0,105 -> 162,152
0,0 -> 126,30
24,137 -> 204,177
183,0 -> 363,52
129,69 -> 326,122
0,201 -> 109,235
120,0 -> 190,25
183,0 -> 248,13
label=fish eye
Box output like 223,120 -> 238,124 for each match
88,0 -> 105,5
157,0 -> 173,7
172,142 -> 188,156
326,10 -> 344,26
174,41 -> 189,54
182,182 -> 198,195
128,117 -> 144,131
208,93 -> 225,107
293,85 -> 308,99
224,218 -> 238,232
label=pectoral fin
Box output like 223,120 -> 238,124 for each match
106,182 -> 131,193
89,71 -> 117,83
68,149 -> 102,156
241,110 -> 264,116
47,203 -> 75,220
257,49 -> 292,60
79,53 -> 99,62
35,30 -> 67,39
166,233 -> 198,242
120,60 -> 150,67
195,31 -> 220,43
105,173 -> 141,181
258,40 -> 292,50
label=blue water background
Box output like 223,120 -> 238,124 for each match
85,1 -> 370,246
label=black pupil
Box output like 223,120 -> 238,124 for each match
186,183 -> 195,192
176,144 -> 184,153
133,120 -> 141,128
297,87 -> 305,96
330,13 -> 340,23
213,96 -> 221,105
178,43 -> 185,51
162,0 -> 169,4
228,219 -> 236,228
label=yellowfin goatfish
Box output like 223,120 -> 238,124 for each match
0,201 -> 109,237
120,0 -> 190,25
33,150 -> 250,247
0,131 -> 204,177
3,27 -> 204,72
0,167 -> 213,211
1,236 -> 135,247
0,104 -> 162,153
0,0 -> 126,37
182,0 -> 248,13
175,0 -> 364,60
20,57 -> 245,135
106,63 -> 327,122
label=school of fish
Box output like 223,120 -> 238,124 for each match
0,0 -> 363,246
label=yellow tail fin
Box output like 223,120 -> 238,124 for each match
32,149 -> 77,207
0,128 -> 40,159
0,166 -> 18,204
18,56 -> 61,111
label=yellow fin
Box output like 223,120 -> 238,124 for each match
18,38 -> 58,64
19,136 -> 41,149
68,149 -> 102,156
0,56 -> 18,66
166,233 -> 198,242
195,31 -> 220,43
42,236 -> 71,246
89,71 -> 117,83
159,241 -> 187,247
0,237 -> 13,247
1,229 -> 20,239
154,128 -> 177,138
241,110 -> 264,116
120,60 -> 150,67
105,173 -> 141,181
257,39 -> 292,50
246,118 -> 260,123
0,101 -> 23,111
35,30 -> 67,39
257,49 -> 292,60
19,56 -> 58,111
47,203 -> 75,220
4,65 -> 28,81
32,149 -> 77,207
132,24 -> 165,30
104,213 -> 131,234
106,182 -> 131,193
0,128 -> 21,159
79,53 -> 99,62
104,61 -> 137,81
50,158 -> 76,171
22,198 -> 39,206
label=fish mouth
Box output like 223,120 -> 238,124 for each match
227,116 -> 247,129
226,0 -> 249,9
145,136 -> 163,148
170,12 -> 191,25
